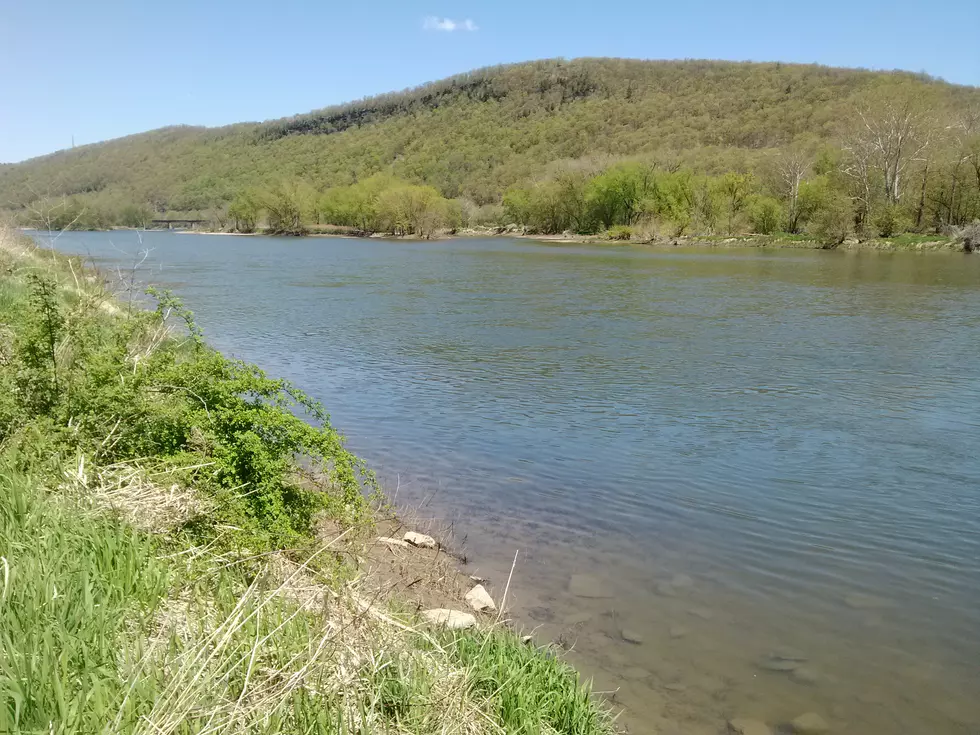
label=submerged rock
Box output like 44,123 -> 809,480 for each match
569,574 -> 613,599
621,666 -> 652,680
790,712 -> 829,734
420,609 -> 476,629
670,573 -> 694,589
403,531 -> 437,549
620,628 -> 644,645
769,645 -> 807,662
562,610 -> 594,625
464,583 -> 496,612
758,658 -> 802,672
606,650 -> 628,666
727,718 -> 772,735
843,592 -> 892,610
790,667 -> 820,685
669,625 -> 689,639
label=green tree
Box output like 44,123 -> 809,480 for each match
502,186 -> 533,228
586,162 -> 657,228
809,194 -> 854,245
228,191 -> 260,233
641,171 -> 695,236
747,196 -> 783,234
376,183 -> 447,237
118,203 -> 153,229
715,172 -> 753,234
262,182 -> 307,236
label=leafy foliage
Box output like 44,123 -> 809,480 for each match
318,174 -> 458,236
0,261 -> 369,548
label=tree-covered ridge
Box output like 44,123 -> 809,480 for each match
258,59 -> 911,145
2,58 -> 978,240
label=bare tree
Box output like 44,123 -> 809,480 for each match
843,91 -> 933,206
775,145 -> 814,232
927,104 -> 980,229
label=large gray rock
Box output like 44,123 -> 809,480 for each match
403,531 -> 437,549
420,609 -> 476,629
464,584 -> 496,612
791,712 -> 829,734
569,574 -> 613,598
727,718 -> 772,735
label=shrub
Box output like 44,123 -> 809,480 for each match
1,270 -> 368,548
809,196 -> 854,246
748,195 -> 783,235
872,203 -> 914,238
606,225 -> 634,240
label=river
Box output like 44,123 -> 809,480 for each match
37,230 -> 980,734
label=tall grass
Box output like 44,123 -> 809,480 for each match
0,464 -> 168,732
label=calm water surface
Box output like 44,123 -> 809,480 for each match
41,231 -> 980,734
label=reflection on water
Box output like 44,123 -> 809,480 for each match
40,231 -> 980,734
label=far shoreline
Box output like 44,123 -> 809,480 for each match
31,225 -> 965,253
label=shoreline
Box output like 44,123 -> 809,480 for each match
36,225 -> 965,252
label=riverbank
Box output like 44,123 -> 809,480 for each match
98,224 -> 966,252
0,227 -> 617,734
512,231 -> 963,251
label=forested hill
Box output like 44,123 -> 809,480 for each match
2,58 -> 979,237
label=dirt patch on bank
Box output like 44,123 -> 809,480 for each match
318,514 -> 505,622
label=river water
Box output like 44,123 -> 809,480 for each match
39,231 -> 980,734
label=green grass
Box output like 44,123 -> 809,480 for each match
769,232 -> 815,242
441,629 -> 617,735
0,231 -> 616,734
0,465 -> 168,733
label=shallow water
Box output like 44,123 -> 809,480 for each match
41,231 -> 980,733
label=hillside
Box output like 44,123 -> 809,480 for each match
2,58 -> 979,239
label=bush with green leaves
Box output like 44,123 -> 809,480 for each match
748,195 -> 784,235
606,224 -> 634,240
872,202 -> 914,238
0,265 -> 368,548
809,196 -> 855,246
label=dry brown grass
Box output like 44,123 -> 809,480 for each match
132,536 -> 500,735
60,455 -> 215,533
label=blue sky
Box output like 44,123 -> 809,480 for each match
1,0 -> 977,163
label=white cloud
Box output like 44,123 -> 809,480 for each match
423,16 -> 478,32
